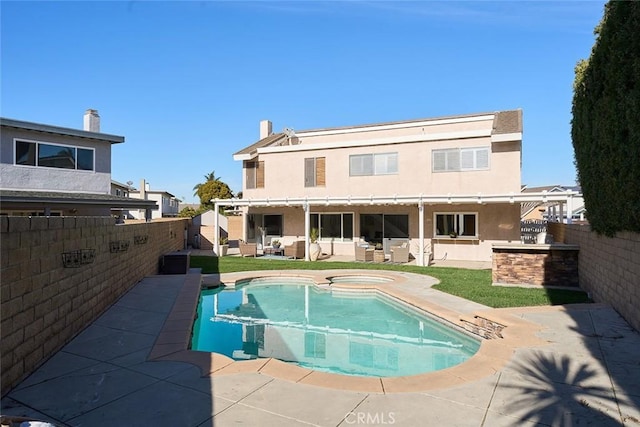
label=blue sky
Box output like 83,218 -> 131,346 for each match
1,1 -> 606,203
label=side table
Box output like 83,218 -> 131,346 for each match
373,250 -> 386,263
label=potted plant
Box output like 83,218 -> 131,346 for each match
272,239 -> 281,249
219,237 -> 229,256
309,228 -> 321,261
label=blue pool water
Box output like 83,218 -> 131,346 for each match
191,279 -> 480,377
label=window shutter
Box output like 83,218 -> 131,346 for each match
461,150 -> 474,169
245,161 -> 256,189
387,153 -> 398,174
476,148 -> 489,169
446,150 -> 460,171
316,157 -> 326,186
433,151 -> 446,171
304,158 -> 315,187
374,153 -> 386,174
350,154 -> 372,176
256,161 -> 265,188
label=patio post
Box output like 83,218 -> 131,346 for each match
566,193 -> 573,224
214,202 -> 220,255
558,202 -> 564,224
304,202 -> 310,261
418,202 -> 425,266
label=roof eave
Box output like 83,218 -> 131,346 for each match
0,118 -> 125,144
491,132 -> 522,143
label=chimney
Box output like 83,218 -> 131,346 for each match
259,120 -> 272,139
140,179 -> 147,200
83,109 -> 100,132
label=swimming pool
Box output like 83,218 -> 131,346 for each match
191,278 -> 480,377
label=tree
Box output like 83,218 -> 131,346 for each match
192,171 -> 218,198
571,1 -> 640,235
192,170 -> 234,210
178,206 -> 200,218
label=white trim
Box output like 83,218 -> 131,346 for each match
295,114 -> 495,137
491,132 -> 522,143
257,129 -> 491,155
212,190 -> 581,208
233,153 -> 253,161
433,211 -> 479,238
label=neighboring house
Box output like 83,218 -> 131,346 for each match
128,179 -> 179,220
0,110 -> 157,217
521,185 -> 586,222
111,179 -> 132,198
212,110 -> 580,263
191,210 -> 229,250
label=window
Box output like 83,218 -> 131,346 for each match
359,214 -> 409,245
245,160 -> 264,189
434,213 -> 478,237
263,214 -> 283,236
433,147 -> 489,172
310,213 -> 353,240
15,140 -> 95,171
349,152 -> 398,176
304,157 -> 325,187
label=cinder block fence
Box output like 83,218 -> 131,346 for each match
548,222 -> 640,332
0,216 -> 190,396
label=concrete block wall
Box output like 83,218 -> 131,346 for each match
548,222 -> 640,331
0,216 -> 189,395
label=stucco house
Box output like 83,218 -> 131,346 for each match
212,110 -> 580,264
0,110 -> 157,217
128,179 -> 180,220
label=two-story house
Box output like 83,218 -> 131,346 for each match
128,179 -> 180,220
212,110 -> 580,264
0,110 -> 157,217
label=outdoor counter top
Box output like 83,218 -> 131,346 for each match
492,243 -> 580,251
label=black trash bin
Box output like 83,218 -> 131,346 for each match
161,251 -> 191,274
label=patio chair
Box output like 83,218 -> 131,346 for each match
390,243 -> 409,263
354,242 -> 374,262
239,240 -> 258,257
284,240 -> 305,259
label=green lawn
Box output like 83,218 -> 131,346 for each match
190,256 -> 591,308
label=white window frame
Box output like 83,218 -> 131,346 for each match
433,212 -> 479,238
432,147 -> 490,172
349,152 -> 398,176
310,212 -> 354,241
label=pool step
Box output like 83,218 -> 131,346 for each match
459,314 -> 505,339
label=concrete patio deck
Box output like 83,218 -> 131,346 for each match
2,269 -> 639,426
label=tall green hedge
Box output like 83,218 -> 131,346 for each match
571,1 -> 640,236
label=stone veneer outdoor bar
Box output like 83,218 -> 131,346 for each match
492,243 -> 580,287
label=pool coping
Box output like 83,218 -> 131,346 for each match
147,270 -> 551,394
